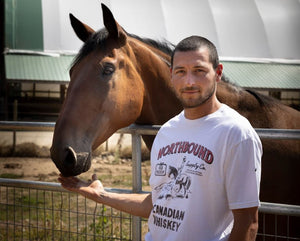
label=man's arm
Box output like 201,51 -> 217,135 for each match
228,206 -> 259,241
58,174 -> 152,218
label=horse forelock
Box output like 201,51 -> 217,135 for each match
71,28 -> 109,68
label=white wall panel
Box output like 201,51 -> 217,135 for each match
40,0 -> 300,59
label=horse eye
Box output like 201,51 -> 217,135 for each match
102,63 -> 115,76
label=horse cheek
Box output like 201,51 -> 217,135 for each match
118,72 -> 144,124
121,89 -> 143,125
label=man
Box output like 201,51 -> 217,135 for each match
58,36 -> 262,241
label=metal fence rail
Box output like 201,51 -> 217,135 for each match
1,121 -> 300,139
258,203 -> 300,241
1,121 -> 300,241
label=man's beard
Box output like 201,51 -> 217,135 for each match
179,82 -> 216,109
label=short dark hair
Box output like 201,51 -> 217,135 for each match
171,36 -> 219,69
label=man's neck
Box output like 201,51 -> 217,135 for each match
184,98 -> 222,120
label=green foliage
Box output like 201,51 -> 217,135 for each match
0,173 -> 24,179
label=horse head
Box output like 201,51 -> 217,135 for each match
51,4 -> 147,176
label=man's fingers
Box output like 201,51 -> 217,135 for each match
58,175 -> 81,188
58,173 -> 101,192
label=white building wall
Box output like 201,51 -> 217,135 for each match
41,0 -> 300,60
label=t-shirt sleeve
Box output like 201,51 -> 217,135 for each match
224,137 -> 262,210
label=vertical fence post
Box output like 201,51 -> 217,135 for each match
131,132 -> 142,241
12,100 -> 18,153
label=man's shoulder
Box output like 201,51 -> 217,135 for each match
220,104 -> 250,126
161,111 -> 184,128
218,105 -> 260,141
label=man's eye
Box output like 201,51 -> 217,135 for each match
175,70 -> 185,75
102,64 -> 115,76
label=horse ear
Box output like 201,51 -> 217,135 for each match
69,14 -> 95,42
101,3 -> 127,44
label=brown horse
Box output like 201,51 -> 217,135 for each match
51,4 -> 300,209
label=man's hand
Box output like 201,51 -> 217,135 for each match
58,173 -> 153,218
58,174 -> 105,202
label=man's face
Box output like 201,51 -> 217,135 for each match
171,47 -> 221,109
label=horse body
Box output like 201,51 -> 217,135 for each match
51,4 -> 300,206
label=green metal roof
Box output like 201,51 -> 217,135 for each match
4,54 -> 300,90
222,61 -> 300,90
5,54 -> 73,83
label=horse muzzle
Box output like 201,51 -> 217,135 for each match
51,145 -> 91,177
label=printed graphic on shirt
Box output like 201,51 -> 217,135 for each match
152,204 -> 185,232
157,141 -> 214,164
154,157 -> 192,200
155,162 -> 167,176
185,161 -> 206,176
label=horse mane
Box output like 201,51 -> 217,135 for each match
245,89 -> 265,106
245,89 -> 283,108
128,33 -> 174,56
71,28 -> 174,68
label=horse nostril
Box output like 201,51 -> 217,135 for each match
64,146 -> 77,167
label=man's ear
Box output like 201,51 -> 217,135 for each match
216,64 -> 223,82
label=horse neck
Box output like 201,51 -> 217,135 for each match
129,39 -> 182,125
217,81 -> 244,110
217,81 -> 267,124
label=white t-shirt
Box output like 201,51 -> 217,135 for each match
145,104 -> 262,241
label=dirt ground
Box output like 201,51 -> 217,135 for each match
0,131 -> 151,191
0,156 -> 152,191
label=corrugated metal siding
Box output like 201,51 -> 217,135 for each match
5,55 -> 73,83
4,55 -> 300,90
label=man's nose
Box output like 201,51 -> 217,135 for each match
185,72 -> 196,86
